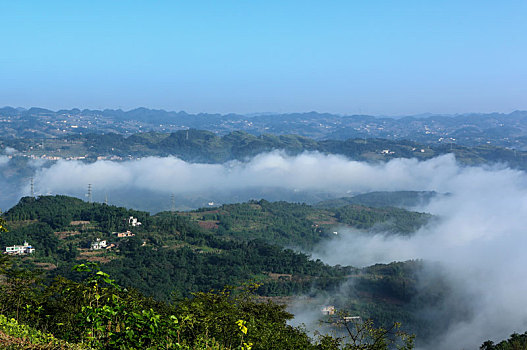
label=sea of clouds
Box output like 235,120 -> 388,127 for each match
2,151 -> 527,348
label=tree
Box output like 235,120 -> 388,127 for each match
319,313 -> 415,350
0,212 -> 7,232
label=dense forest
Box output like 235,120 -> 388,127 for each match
314,191 -> 438,209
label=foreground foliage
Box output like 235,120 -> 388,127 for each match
0,315 -> 87,349
0,254 -> 414,349
480,332 -> 527,350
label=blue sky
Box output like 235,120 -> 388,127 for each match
0,1 -> 526,115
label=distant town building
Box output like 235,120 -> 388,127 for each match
91,238 -> 107,250
128,216 -> 141,227
5,241 -> 35,255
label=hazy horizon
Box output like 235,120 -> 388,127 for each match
2,105 -> 526,118
2,1 -> 526,115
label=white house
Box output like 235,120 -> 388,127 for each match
5,241 -> 35,255
128,216 -> 142,227
91,238 -> 107,250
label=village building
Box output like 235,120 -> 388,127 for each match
114,230 -> 135,238
321,305 -> 336,315
5,241 -> 35,255
128,216 -> 141,227
90,238 -> 107,250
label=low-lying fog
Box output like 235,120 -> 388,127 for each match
2,151 -> 527,348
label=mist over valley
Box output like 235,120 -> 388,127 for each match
2,1 -> 527,347
3,139 -> 527,348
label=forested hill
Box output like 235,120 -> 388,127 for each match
3,129 -> 527,169
184,199 -> 432,249
314,191 -> 439,209
1,195 -> 431,311
2,195 -> 354,300
0,195 -> 480,346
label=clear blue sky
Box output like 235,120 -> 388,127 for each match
1,1 -> 526,115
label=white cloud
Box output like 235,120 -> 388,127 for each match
33,152 -> 474,195
24,151 -> 527,348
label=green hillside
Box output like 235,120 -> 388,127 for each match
184,199 -> 431,250
0,195 -> 445,346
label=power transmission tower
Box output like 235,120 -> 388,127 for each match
87,184 -> 92,203
171,194 -> 175,213
30,177 -> 35,197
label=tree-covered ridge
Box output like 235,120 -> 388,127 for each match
5,195 -> 148,230
334,205 -> 431,233
314,191 -> 438,209
2,196 -> 356,301
3,129 -> 527,169
185,199 -> 431,249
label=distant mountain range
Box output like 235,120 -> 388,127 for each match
2,107 -> 527,149
3,129 -> 527,168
